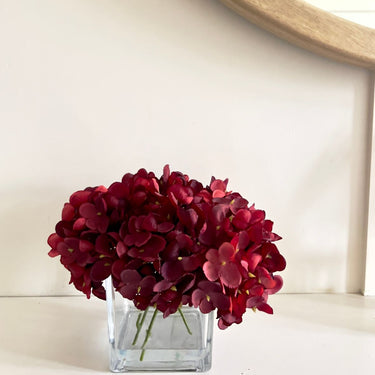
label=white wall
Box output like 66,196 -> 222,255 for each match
306,0 -> 375,28
0,0 -> 372,296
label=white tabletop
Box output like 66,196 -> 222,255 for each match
1,294 -> 374,375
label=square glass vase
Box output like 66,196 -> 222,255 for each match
105,277 -> 214,372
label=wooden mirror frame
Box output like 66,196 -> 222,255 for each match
220,0 -> 375,295
219,0 -> 375,70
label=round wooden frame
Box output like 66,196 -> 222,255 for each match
219,0 -> 375,70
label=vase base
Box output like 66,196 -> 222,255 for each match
108,305 -> 213,373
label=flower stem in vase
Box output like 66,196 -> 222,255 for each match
132,307 -> 149,346
140,307 -> 158,361
178,308 -> 192,335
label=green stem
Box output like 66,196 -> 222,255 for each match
136,312 -> 142,329
132,307 -> 149,346
178,307 -> 192,335
140,307 -> 158,361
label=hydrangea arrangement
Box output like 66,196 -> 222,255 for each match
48,165 -> 286,329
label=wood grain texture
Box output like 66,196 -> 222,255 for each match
219,0 -> 375,70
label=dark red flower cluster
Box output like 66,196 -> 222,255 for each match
48,165 -> 286,329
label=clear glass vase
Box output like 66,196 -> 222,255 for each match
104,277 -> 214,372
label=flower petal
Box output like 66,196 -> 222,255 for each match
90,260 -> 112,282
79,239 -> 94,252
79,203 -> 98,219
161,260 -> 184,281
139,276 -> 156,296
120,269 -> 142,284
219,263 -> 242,288
73,217 -> 86,231
218,242 -> 235,262
192,289 -> 205,307
62,203 -> 75,221
153,279 -> 173,292
116,241 -> 127,257
232,209 -> 251,230
210,292 -> 230,310
267,275 -> 283,295
203,261 -> 219,281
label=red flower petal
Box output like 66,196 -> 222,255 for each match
116,241 -> 127,257
111,259 -> 127,280
162,164 -> 170,183
263,220 -> 273,232
249,209 -> 265,225
132,191 -> 147,206
257,303 -> 273,314
124,232 -> 151,247
247,253 -> 262,273
48,249 -> 59,257
229,197 -> 249,214
232,209 -> 251,230
69,263 -> 85,278
199,298 -> 214,313
79,203 -> 98,218
62,203 -> 75,221
120,269 -> 142,284
257,267 -> 277,289
92,285 -> 106,300
210,293 -> 230,310
218,318 -> 230,330
120,284 -> 138,299
218,242 -> 235,262
158,222 -> 174,233
218,263 -> 242,288
181,254 -> 203,272
69,190 -> 91,207
176,233 -> 194,249
144,235 -> 166,254
212,204 -> 227,225
248,223 -> 263,243
210,178 -> 228,192
212,190 -> 226,198
73,217 -> 86,231
250,284 -> 264,296
47,233 -> 63,249
142,215 -> 158,232
161,260 -> 184,281
238,231 -> 250,250
267,275 -> 283,294
177,207 -> 198,230
96,216 -> 110,234
90,259 -> 112,282
192,289 -> 205,307
127,235 -> 166,261
168,185 -> 193,205
108,181 -> 128,198
178,273 -> 196,293
79,239 -> 94,252
139,276 -> 156,296
153,279 -> 173,292
95,234 -> 111,254
197,280 -> 221,293
205,248 -> 219,263
203,261 -> 219,282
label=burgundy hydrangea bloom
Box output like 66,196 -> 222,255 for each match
48,165 -> 286,329
118,269 -> 156,310
79,195 -> 109,233
203,242 -> 242,288
192,281 -> 230,313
